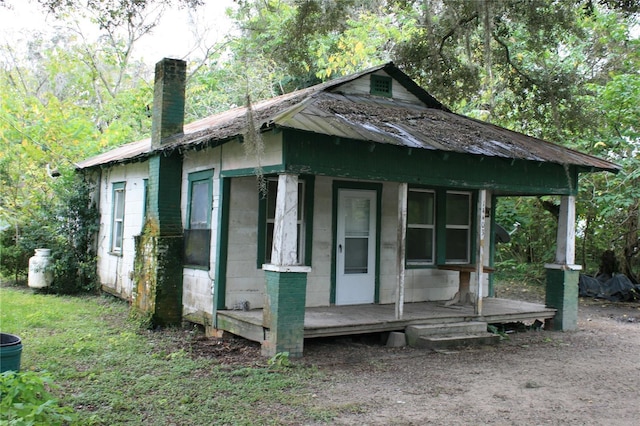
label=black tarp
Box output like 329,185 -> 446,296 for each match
578,274 -> 640,302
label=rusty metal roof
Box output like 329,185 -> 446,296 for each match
76,63 -> 620,173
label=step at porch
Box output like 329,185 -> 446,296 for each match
405,321 -> 500,350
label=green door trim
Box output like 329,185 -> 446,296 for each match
330,180 -> 383,305
213,177 -> 231,325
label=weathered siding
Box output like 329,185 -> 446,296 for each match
97,162 -> 148,299
181,147 -> 220,322
334,71 -> 420,104
225,176 -> 264,309
306,177 -> 334,306
221,133 -> 283,171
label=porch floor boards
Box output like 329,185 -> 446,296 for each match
216,298 -> 556,342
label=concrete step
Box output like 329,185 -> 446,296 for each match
405,321 -> 489,346
415,333 -> 501,350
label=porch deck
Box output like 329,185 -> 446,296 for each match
216,298 -> 556,343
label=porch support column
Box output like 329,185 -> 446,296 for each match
474,189 -> 487,316
545,195 -> 581,331
396,183 -> 408,320
262,174 -> 310,358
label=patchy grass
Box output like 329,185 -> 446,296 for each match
0,287 -> 322,425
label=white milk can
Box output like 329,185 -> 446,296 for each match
28,249 -> 53,289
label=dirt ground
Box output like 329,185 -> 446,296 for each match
189,285 -> 640,425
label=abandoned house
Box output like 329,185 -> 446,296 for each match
76,58 -> 620,356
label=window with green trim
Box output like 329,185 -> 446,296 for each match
407,189 -> 435,264
184,169 -> 213,268
110,182 -> 125,254
445,191 -> 471,263
406,188 -> 472,266
259,176 -> 313,267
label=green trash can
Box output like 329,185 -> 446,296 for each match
0,333 -> 22,372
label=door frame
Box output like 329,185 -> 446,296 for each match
331,181 -> 382,305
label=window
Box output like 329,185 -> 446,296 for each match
406,189 -> 435,264
445,191 -> 471,263
405,188 -> 473,266
370,74 -> 392,97
264,178 -> 306,264
111,182 -> 125,254
184,169 -> 213,268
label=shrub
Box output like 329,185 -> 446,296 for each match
0,172 -> 99,294
0,370 -> 77,425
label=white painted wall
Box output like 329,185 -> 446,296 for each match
181,147 -> 220,320
96,162 -> 148,299
225,176 -> 265,309
94,134 -> 489,319
222,176 -> 491,310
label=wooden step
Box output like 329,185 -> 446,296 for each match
415,333 -> 501,351
405,321 -> 488,346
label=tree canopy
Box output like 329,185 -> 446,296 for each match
1,0 -> 638,286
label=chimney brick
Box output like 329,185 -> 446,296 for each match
151,58 -> 186,147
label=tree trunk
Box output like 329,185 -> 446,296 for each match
623,199 -> 639,284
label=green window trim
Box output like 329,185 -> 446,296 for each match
370,74 -> 392,97
142,178 -> 148,226
184,169 -> 214,269
257,175 -> 314,268
110,182 -> 125,255
406,188 -> 436,265
408,186 -> 475,268
330,180 -> 383,305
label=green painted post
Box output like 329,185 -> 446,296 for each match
262,270 -> 308,358
545,268 -> 579,331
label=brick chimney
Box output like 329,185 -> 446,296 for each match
133,58 -> 186,327
151,58 -> 186,147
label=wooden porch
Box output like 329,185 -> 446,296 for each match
216,298 -> 556,343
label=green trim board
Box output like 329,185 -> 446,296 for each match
330,180 -> 383,305
213,177 -> 231,320
282,130 -> 580,196
186,169 -> 214,228
407,186 -> 476,268
488,193 -> 497,297
220,165 -> 285,178
184,169 -> 214,269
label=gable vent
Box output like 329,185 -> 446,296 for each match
370,74 -> 392,97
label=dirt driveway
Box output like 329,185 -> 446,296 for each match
298,296 -> 640,425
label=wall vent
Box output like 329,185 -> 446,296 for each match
370,74 -> 392,97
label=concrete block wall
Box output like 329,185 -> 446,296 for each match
96,162 -> 148,299
181,147 -> 219,322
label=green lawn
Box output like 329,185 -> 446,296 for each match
0,286 -> 327,425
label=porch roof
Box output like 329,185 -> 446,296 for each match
76,62 -> 619,174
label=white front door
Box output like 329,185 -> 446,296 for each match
336,189 -> 377,305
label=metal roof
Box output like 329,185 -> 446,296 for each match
76,62 -> 620,173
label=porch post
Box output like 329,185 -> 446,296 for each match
262,174 -> 310,357
545,195 -> 581,331
396,183 -> 408,320
475,189 -> 487,316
